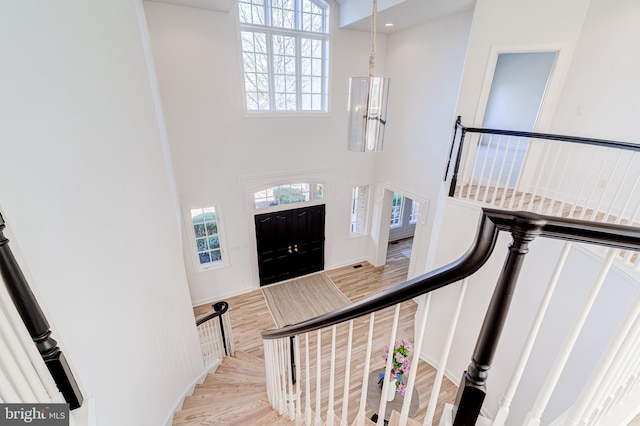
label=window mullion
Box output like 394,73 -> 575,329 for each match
296,36 -> 302,111
266,30 -> 276,111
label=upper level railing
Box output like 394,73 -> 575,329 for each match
261,208 -> 640,425
445,117 -> 640,271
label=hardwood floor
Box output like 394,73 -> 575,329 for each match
193,237 -> 458,425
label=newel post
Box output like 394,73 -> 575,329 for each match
0,212 -> 83,409
452,215 -> 544,425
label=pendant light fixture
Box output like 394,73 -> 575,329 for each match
347,0 -> 391,152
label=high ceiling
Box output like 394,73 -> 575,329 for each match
145,0 -> 476,34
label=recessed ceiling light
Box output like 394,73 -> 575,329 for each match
384,23 -> 394,27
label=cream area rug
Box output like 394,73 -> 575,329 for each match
262,272 -> 352,328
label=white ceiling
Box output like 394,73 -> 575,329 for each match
340,0 -> 476,34
144,0 -> 476,34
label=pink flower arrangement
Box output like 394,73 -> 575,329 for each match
381,338 -> 412,395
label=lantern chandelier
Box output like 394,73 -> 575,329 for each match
347,0 -> 391,152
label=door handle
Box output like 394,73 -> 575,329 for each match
294,244 -> 298,252
288,245 -> 292,254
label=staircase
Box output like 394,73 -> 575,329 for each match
172,351 -> 292,425
172,351 -> 428,425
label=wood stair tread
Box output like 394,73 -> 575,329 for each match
173,351 -> 277,425
388,410 -> 422,426
182,390 -> 268,410
173,397 -> 270,424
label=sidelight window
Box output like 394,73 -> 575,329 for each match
350,185 -> 368,235
188,206 -> 228,270
409,200 -> 420,224
390,192 -> 404,228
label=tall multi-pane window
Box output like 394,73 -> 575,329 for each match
190,207 -> 227,269
409,200 -> 420,224
238,0 -> 330,112
350,186 -> 368,235
390,192 -> 404,228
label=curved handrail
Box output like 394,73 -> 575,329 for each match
196,301 -> 229,327
262,209 -> 501,339
262,208 -> 640,340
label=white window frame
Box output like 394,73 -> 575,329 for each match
237,0 -> 330,113
349,185 -> 369,236
253,182 -> 324,210
409,200 -> 420,224
390,193 -> 404,228
185,205 -> 230,272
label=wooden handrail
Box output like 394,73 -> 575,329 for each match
262,209 -> 640,341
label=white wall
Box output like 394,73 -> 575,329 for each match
455,0 -> 590,129
374,10 -> 474,275
423,199 -> 640,424
0,1 -> 203,425
549,0 -> 640,141
143,1 -> 385,304
523,0 -> 640,222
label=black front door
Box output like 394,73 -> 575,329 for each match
255,204 -> 325,286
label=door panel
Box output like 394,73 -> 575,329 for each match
255,205 -> 325,286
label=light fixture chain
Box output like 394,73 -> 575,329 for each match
369,0 -> 377,77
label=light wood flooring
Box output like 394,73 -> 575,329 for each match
190,238 -> 458,425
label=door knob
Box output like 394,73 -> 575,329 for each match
288,245 -> 292,254
294,244 -> 298,252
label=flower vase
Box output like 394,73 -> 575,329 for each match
386,376 -> 396,401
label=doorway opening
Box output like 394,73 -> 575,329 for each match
472,51 -> 557,188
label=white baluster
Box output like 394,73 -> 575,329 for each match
295,336 -> 302,424
566,291 -> 640,425
567,147 -> 599,219
463,134 -> 483,200
315,329 -> 322,426
287,338 -> 296,420
422,281 -> 466,426
524,249 -> 618,426
0,282 -> 60,401
305,333 -> 312,426
483,135 -> 502,204
356,313 -> 376,426
326,325 -> 337,425
401,292 -> 431,425
602,153 -> 634,223
340,320 -> 354,426
0,328 -> 37,401
494,242 -> 572,426
589,151 -> 622,221
588,317 -> 640,425
264,339 -> 274,406
535,143 -> 563,214
508,138 -> 530,210
0,306 -> 48,401
279,338 -> 287,414
378,304 -> 401,424
224,313 -> 235,356
474,135 -> 494,203
522,141 -> 551,211
501,137 -> 521,208
491,136 -> 511,206
575,149 -> 610,220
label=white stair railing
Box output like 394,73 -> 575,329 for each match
0,280 -> 64,405
195,301 -> 234,368
261,209 -> 640,426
